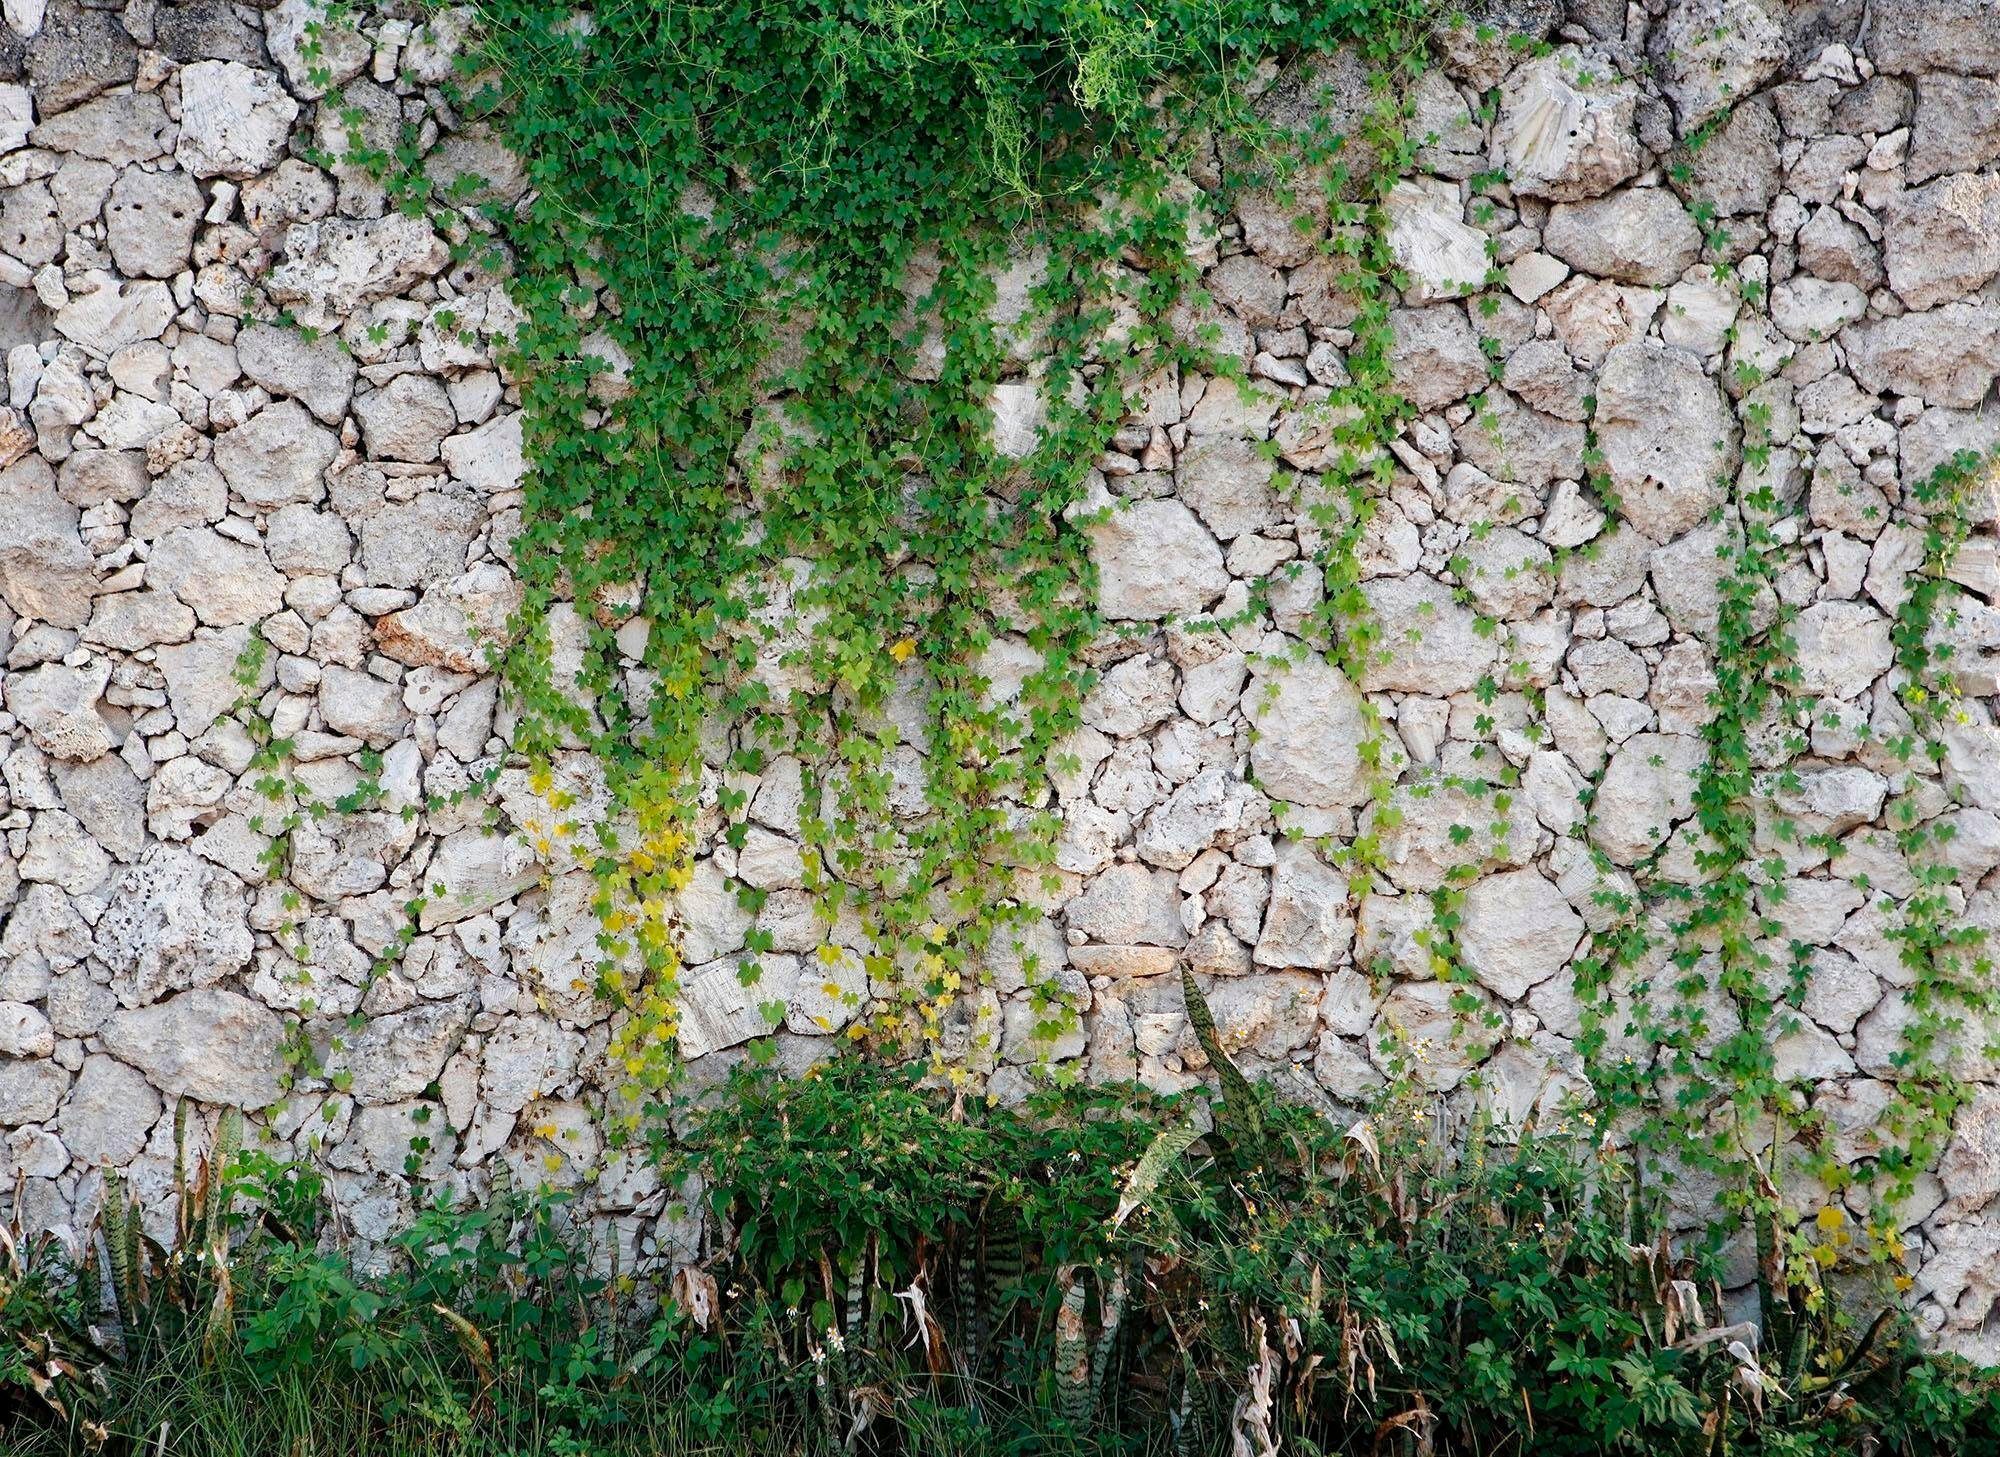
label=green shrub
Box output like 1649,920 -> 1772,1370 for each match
10,1059 -> 2000,1456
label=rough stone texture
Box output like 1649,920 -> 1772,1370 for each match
100,990 -> 282,1107
1245,655 -> 1370,810
1883,176 -> 2000,313
92,846 -> 252,1009
0,0 -> 1995,1364
1647,0 -> 1787,135
1088,497 -> 1227,620
1594,341 -> 1737,541
1493,47 -> 1640,201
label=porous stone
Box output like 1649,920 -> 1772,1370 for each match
1493,47 -> 1640,201
176,60 -> 301,179
24,2 -> 136,115
101,990 -> 282,1108
1647,0 -> 1786,136
1543,189 -> 1701,286
214,400 -> 339,509
93,845 -> 252,1009
104,168 -> 200,279
1088,497 -> 1227,621
7,659 -> 112,760
1593,341 -> 1736,542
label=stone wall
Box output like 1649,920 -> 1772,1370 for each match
4,0 -> 2000,1357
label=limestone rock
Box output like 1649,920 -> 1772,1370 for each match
1137,767 -> 1261,870
1543,189 -> 1700,287
334,998 -> 474,1103
478,1014 -> 581,1113
1868,0 -> 2000,76
24,2 -> 135,115
1454,388 -> 1587,489
1203,973 -> 1323,1059
146,526 -> 285,626
673,859 -> 752,966
1494,47 -> 1640,201
1670,98 -> 1780,219
0,458 -> 92,626
236,324 -> 357,425
102,990 -> 282,1108
1246,653 -> 1371,808
1795,207 -> 1882,289
176,60 -> 300,179
1254,842 -> 1352,970
1792,600 -> 1893,700
1647,0 -> 1787,135
0,1002 -> 52,1057
360,492 -> 480,588
677,954 -> 799,1059
1940,1088 -> 2000,1219
104,167 -> 201,279
265,0 -> 370,99
1088,497 -> 1227,621
1434,1 -> 1562,91
1909,76 -> 2000,184
319,665 -> 411,745
420,828 -> 540,929
1384,177 -> 1487,303
1389,306 -> 1488,409
214,399 -> 338,509
1845,305 -> 2000,409
1067,862 -> 1186,946
355,373 -> 455,464
93,845 -> 251,1008
439,411 -> 523,493
8,659 -> 112,760
52,753 -> 142,859
1359,573 -> 1497,694
988,380 -> 1043,458
54,271 -> 173,354
57,1054 -> 160,1166
1175,437 -> 1278,540
1594,341 -> 1736,542
1883,175 -> 2000,313
0,1059 -> 68,1125
375,563 -> 520,672
1458,868 -> 1582,1000
1369,979 -> 1495,1092
1594,733 -> 1705,864
156,624 -> 270,738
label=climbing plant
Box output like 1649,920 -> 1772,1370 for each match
431,0 -> 1437,1096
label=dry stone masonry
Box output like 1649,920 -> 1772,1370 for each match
3,0 -> 2000,1359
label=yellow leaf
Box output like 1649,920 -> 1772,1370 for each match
889,637 -> 916,663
